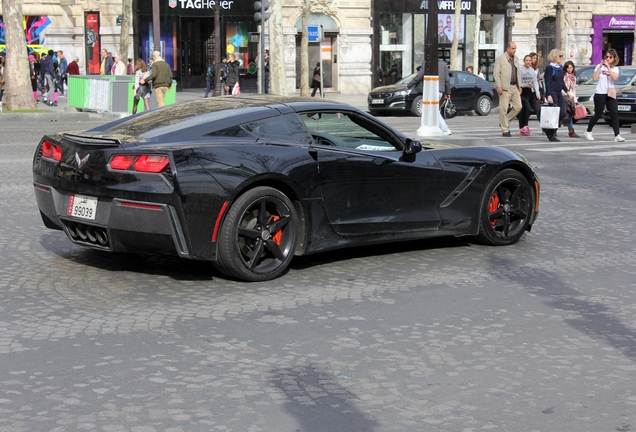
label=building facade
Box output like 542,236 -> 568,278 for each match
1,0 -> 635,94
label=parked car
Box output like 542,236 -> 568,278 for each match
577,66 -> 636,119
368,70 -> 499,117
33,95 -> 539,282
604,89 -> 636,124
575,65 -> 596,85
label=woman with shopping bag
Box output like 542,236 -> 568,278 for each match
542,49 -> 569,142
585,48 -> 624,142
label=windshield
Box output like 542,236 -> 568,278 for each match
396,73 -> 417,85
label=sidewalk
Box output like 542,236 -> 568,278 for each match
0,87 -> 370,122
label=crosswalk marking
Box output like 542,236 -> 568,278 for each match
580,151 -> 636,156
525,143 -> 636,152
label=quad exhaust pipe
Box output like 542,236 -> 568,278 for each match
65,221 -> 109,247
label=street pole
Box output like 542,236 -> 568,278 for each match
213,6 -> 221,96
417,0 -> 441,137
152,0 -> 160,52
506,1 -> 515,48
555,0 -> 563,51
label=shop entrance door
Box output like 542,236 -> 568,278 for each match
536,18 -> 555,71
179,17 -> 214,89
295,34 -> 337,92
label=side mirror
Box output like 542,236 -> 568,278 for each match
402,138 -> 422,162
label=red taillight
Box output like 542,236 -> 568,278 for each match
109,155 -> 137,170
109,154 -> 169,173
41,141 -> 62,161
133,155 -> 170,173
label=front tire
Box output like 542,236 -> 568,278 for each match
216,187 -> 297,281
410,95 -> 423,117
476,169 -> 534,246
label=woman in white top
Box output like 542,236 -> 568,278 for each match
585,48 -> 624,142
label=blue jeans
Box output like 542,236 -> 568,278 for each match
438,92 -> 449,132
204,78 -> 213,97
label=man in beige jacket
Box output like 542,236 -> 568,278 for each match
494,42 -> 522,137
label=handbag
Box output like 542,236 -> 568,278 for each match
440,98 -> 457,119
573,102 -> 587,120
233,82 -> 241,95
540,106 -> 560,129
608,87 -> 617,99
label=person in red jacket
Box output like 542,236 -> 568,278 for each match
66,57 -> 80,75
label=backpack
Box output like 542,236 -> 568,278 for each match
207,65 -> 214,78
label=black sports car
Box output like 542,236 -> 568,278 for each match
33,95 -> 539,281
368,70 -> 499,117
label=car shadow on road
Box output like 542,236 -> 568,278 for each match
39,232 -> 220,281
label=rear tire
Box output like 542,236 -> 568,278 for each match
216,187 -> 297,282
475,95 -> 492,116
476,169 -> 534,246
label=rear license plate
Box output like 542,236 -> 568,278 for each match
618,105 -> 631,111
67,194 -> 98,220
371,99 -> 384,104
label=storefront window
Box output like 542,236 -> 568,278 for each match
379,13 -> 404,45
479,15 -> 494,44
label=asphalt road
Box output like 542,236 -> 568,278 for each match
1,105 -> 635,432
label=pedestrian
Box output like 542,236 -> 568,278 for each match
56,50 -> 67,95
530,52 -> 544,102
100,49 -> 113,75
543,48 -> 568,142
263,49 -> 270,94
518,54 -> 542,136
37,52 -> 47,101
478,65 -> 486,80
405,58 -> 453,135
132,58 -> 151,114
310,63 -> 322,97
29,53 -> 39,101
204,59 -> 215,98
140,51 -> 172,107
466,66 -> 474,74
111,53 -> 127,75
127,58 -> 134,75
494,42 -> 522,137
585,49 -> 624,142
67,56 -> 80,75
225,53 -> 240,95
0,58 -> 5,108
563,61 -> 580,138
41,49 -> 58,106
219,56 -> 228,95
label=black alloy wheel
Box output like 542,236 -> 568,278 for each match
476,169 -> 534,246
217,186 -> 297,281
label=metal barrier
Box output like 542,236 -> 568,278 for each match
68,75 -> 177,113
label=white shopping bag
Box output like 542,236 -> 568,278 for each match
540,106 -> 560,129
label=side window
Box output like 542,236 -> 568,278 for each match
240,113 -> 312,144
458,72 -> 475,84
299,112 -> 399,152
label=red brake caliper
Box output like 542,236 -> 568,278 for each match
268,215 -> 282,245
489,192 -> 500,226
